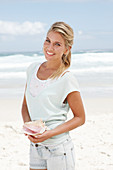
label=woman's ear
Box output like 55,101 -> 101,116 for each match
64,46 -> 71,55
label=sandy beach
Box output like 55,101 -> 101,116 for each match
0,50 -> 113,170
0,96 -> 113,170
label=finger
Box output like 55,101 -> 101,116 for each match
28,135 -> 35,141
24,133 -> 28,136
28,135 -> 42,143
33,133 -> 42,138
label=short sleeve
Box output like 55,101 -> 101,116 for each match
61,72 -> 80,103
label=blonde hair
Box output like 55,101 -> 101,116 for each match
47,21 -> 74,79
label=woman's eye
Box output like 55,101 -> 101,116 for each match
55,43 -> 61,46
46,39 -> 50,43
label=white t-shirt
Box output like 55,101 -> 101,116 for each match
25,62 -> 80,145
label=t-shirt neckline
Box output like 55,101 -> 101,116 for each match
35,62 -> 69,82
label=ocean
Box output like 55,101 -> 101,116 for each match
0,50 -> 113,98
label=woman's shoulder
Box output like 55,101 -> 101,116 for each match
61,70 -> 77,80
60,70 -> 79,87
26,62 -> 41,75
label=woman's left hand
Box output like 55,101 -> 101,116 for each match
28,130 -> 53,143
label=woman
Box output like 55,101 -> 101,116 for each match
21,21 -> 85,170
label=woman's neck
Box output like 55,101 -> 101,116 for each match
45,60 -> 62,70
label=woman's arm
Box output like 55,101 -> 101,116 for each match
28,91 -> 85,143
51,91 -> 85,135
21,85 -> 31,123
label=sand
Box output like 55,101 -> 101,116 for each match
0,96 -> 113,170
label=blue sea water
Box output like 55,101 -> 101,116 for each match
0,50 -> 113,98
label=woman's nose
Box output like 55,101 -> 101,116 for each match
48,43 -> 54,50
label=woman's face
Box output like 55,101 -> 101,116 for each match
43,31 -> 67,63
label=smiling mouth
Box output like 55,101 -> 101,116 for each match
46,51 -> 55,56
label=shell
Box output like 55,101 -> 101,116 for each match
23,119 -> 48,136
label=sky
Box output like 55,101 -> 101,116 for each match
0,0 -> 113,52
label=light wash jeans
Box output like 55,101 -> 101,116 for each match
30,138 -> 75,170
